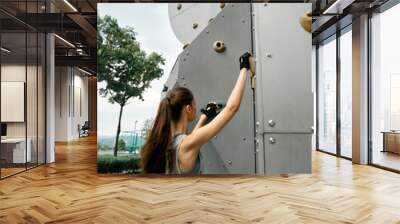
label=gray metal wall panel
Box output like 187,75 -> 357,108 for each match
176,3 -> 255,174
253,3 -> 312,174
253,3 -> 313,133
264,133 -> 311,174
162,56 -> 181,98
165,57 -> 180,89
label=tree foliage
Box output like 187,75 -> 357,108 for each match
118,139 -> 126,151
97,15 -> 165,156
97,15 -> 165,106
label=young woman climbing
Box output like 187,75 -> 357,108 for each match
140,52 -> 252,174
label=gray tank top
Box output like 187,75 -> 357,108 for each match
169,133 -> 202,175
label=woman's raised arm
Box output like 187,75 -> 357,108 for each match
181,52 -> 252,155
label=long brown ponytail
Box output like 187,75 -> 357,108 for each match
140,87 -> 194,174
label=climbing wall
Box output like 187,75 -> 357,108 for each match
253,3 -> 312,174
161,56 -> 181,99
167,3 -> 255,174
168,3 -> 221,45
164,3 -> 312,174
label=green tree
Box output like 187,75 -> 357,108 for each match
97,16 -> 165,157
118,139 -> 126,151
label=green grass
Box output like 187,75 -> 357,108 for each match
97,155 -> 141,174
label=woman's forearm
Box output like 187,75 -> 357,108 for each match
182,54 -> 251,150
225,68 -> 248,113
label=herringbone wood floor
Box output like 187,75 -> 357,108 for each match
1,135 -> 400,224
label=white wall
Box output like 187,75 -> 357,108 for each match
1,65 -> 42,138
1,63 -> 46,164
55,67 -> 89,141
1,65 -> 26,139
72,73 -> 89,138
55,66 -> 69,141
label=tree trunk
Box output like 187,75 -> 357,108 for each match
114,104 -> 124,157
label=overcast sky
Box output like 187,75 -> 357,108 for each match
97,3 -> 182,136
